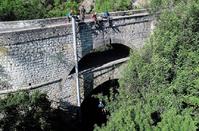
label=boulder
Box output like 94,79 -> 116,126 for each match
80,0 -> 94,13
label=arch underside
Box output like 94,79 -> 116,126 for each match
69,43 -> 131,75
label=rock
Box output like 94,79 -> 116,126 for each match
80,0 -> 94,13
132,0 -> 149,8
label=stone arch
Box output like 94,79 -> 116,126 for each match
68,42 -> 131,75
93,73 -> 121,90
67,37 -> 134,76
92,37 -> 134,51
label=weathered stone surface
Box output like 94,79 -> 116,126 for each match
0,10 -> 154,107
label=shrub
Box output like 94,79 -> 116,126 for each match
94,0 -> 132,12
95,0 -> 199,130
0,0 -> 79,21
0,91 -> 52,130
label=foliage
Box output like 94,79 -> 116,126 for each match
65,0 -> 79,15
0,91 -> 52,130
95,0 -> 199,130
149,0 -> 187,12
0,0 -> 134,20
48,0 -> 79,17
0,0 -> 47,20
0,0 -> 79,21
94,0 -> 132,12
0,91 -> 79,131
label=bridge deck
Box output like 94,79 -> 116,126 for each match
0,10 -> 149,33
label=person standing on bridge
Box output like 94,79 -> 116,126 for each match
80,6 -> 86,22
66,9 -> 74,22
91,12 -> 99,27
103,11 -> 112,27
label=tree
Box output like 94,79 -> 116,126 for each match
0,0 -> 79,21
0,0 -> 47,21
0,91 -> 52,130
95,0 -> 199,130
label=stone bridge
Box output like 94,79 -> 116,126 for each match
0,9 -> 154,107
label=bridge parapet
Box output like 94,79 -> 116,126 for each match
0,9 -> 148,33
0,12 -> 152,47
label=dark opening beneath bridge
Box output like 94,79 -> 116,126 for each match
69,44 -> 130,75
81,79 -> 119,131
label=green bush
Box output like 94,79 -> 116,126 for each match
94,0 -> 132,12
95,0 -> 199,130
0,91 -> 81,131
0,0 -> 47,20
0,0 -> 79,21
0,91 -> 52,130
47,0 -> 79,17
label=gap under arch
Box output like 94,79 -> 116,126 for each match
69,43 -> 130,75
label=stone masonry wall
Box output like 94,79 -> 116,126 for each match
0,11 -> 154,107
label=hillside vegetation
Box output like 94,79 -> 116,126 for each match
0,91 -> 79,131
94,0 -> 132,12
0,0 -> 134,21
0,0 -> 79,21
95,0 -> 199,130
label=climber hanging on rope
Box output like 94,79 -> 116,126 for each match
98,100 -> 106,114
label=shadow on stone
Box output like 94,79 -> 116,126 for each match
78,22 -> 94,99
0,65 -> 11,90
